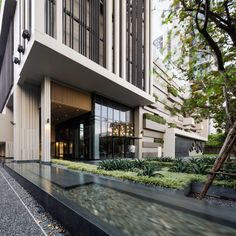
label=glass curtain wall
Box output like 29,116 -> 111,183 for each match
63,0 -> 106,66
94,96 -> 134,159
54,96 -> 135,160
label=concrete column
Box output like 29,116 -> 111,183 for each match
56,0 -> 63,43
13,84 -> 40,161
144,0 -> 150,93
5,142 -> 14,158
149,0 -> 153,95
32,0 -> 45,33
24,0 -> 29,47
114,0 -> 120,75
163,128 -> 175,158
41,78 -> 51,163
106,0 -> 113,71
134,107 -> 143,159
13,85 -> 21,161
121,0 -> 127,80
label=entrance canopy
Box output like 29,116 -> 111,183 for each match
19,38 -> 154,108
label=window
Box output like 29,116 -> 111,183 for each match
63,0 -> 106,65
94,96 -> 134,159
45,0 -> 56,37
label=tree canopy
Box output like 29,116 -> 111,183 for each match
163,0 -> 236,132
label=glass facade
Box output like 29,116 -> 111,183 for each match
54,95 -> 134,160
94,96 -> 134,159
55,113 -> 92,160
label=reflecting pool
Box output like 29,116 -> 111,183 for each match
53,184 -> 236,236
7,163 -> 236,236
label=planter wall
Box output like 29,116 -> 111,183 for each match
190,182 -> 236,200
143,119 -> 166,133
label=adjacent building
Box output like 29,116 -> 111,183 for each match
140,0 -> 208,158
0,0 -> 207,163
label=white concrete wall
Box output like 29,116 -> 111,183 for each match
0,107 -> 13,142
13,84 -> 40,161
0,107 -> 13,157
41,78 -> 51,163
134,107 -> 143,159
163,128 -> 175,158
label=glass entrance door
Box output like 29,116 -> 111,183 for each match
55,115 -> 91,160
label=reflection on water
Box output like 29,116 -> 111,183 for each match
53,184 -> 235,236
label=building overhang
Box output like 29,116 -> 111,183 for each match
19,32 -> 154,108
0,0 -> 16,70
174,128 -> 208,142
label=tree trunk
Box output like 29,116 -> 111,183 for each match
199,121 -> 236,199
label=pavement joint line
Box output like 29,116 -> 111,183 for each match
0,168 -> 48,236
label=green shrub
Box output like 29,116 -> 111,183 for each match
98,159 -> 133,171
132,159 -> 146,169
149,157 -> 174,162
164,105 -> 179,116
216,162 -> 236,180
137,164 -> 162,177
188,158 -> 209,175
145,161 -> 173,169
154,138 -> 164,144
167,85 -> 178,97
169,159 -> 189,173
143,113 -> 166,125
201,156 -> 217,165
98,159 -> 162,173
153,93 -> 159,102
168,123 -> 177,128
52,159 -> 236,190
206,133 -> 225,147
169,158 -> 211,174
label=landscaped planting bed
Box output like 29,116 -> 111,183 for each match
52,157 -> 236,190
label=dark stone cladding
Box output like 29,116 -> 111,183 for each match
4,164 -> 125,236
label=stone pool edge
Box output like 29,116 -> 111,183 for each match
4,164 -> 126,236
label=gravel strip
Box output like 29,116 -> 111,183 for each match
0,166 -> 70,236
190,193 -> 236,209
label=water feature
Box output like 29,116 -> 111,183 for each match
6,163 -> 236,236
53,183 -> 236,236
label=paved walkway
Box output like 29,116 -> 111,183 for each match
0,166 -> 46,236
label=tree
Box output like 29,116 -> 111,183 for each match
163,0 -> 236,198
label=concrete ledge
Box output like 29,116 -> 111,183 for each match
40,161 -> 51,166
142,152 -> 158,158
143,129 -> 164,139
13,160 -> 40,164
142,142 -> 159,148
143,119 -> 166,132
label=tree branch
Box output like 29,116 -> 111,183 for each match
224,0 -> 232,25
203,0 -> 210,30
179,0 -> 236,46
195,1 -> 225,71
180,0 -> 229,26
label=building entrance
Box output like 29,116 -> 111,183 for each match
55,118 -> 91,160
